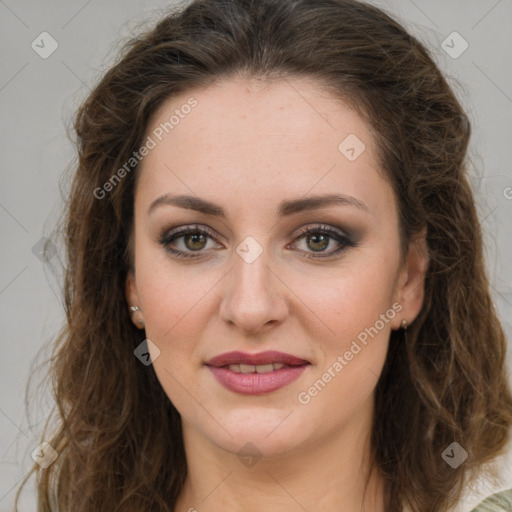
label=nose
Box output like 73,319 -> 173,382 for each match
219,247 -> 289,334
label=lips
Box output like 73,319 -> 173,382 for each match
205,350 -> 310,395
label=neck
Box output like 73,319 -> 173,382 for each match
173,397 -> 385,512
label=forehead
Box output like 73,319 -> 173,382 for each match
135,77 -> 393,218
143,75 -> 373,158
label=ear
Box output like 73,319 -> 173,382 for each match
125,268 -> 137,306
125,269 -> 144,329
391,228 -> 429,330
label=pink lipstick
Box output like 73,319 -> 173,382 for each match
205,350 -> 310,395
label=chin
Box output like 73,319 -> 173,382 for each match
200,407 -> 313,459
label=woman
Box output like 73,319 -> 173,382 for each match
15,0 -> 512,511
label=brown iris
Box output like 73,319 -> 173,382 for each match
184,233 -> 208,251
306,233 -> 329,252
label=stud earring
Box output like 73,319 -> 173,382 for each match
401,319 -> 408,330
129,306 -> 144,329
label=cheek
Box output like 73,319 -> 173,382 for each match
136,264 -> 216,413
135,256 -> 229,391
138,269 -> 215,344
287,253 -> 399,406
294,268 -> 396,420
287,252 -> 399,340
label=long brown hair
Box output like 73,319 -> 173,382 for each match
15,0 -> 512,510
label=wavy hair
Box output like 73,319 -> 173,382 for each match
15,0 -> 512,510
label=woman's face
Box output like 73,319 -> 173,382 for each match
126,77 -> 427,459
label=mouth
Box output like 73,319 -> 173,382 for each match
205,351 -> 311,395
219,362 -> 293,373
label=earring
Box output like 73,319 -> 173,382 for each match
401,319 -> 408,330
129,306 -> 145,328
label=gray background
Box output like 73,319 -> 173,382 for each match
1,0 -> 511,510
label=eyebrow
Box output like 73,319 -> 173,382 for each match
147,193 -> 369,217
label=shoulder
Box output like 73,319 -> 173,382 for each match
469,489 -> 512,512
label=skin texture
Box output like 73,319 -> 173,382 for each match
125,77 -> 429,512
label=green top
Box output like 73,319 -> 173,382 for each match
469,489 -> 512,511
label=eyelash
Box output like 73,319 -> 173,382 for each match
158,223 -> 356,260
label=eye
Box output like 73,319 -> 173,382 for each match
158,224 -> 221,259
289,224 -> 356,259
